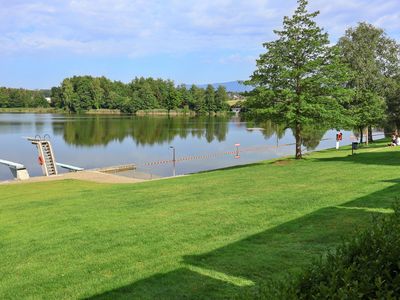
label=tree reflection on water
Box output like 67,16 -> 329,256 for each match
52,115 -> 231,147
243,116 -> 328,151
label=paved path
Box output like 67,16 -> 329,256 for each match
1,170 -> 146,185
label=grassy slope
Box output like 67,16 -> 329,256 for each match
1,141 -> 399,299
0,107 -> 63,113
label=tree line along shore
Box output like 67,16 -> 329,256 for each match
0,76 -> 233,115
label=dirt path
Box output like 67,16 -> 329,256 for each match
1,170 -> 146,185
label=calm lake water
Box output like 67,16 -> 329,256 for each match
0,113 -> 382,181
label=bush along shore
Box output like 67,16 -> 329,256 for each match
246,203 -> 400,299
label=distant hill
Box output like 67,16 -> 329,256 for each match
185,81 -> 253,93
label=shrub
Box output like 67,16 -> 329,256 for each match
247,205 -> 400,299
293,207 -> 399,299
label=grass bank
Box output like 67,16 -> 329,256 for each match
0,141 -> 399,299
86,109 -> 122,115
0,108 -> 231,116
0,107 -> 63,113
135,109 -> 228,116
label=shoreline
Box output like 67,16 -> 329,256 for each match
0,108 -> 231,116
1,139 -> 387,185
0,107 -> 64,113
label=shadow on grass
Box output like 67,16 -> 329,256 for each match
193,162 -> 267,175
87,268 -> 242,300
87,181 -> 400,299
314,148 -> 400,167
193,156 -> 302,176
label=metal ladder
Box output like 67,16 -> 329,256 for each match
28,135 -> 58,176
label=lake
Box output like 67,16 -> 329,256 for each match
0,113 -> 382,181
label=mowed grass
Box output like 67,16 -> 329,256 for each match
1,141 -> 400,299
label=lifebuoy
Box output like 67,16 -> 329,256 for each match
38,156 -> 44,165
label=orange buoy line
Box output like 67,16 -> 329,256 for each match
139,132 -> 385,167
140,142 -> 292,166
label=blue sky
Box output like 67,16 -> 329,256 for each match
1,0 -> 399,89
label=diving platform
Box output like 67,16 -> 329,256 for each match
0,159 -> 30,180
28,137 -> 58,176
56,162 -> 84,172
27,136 -> 84,176
94,164 -> 135,173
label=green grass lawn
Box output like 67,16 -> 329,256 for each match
1,141 -> 399,299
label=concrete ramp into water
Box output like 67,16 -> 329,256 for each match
0,170 -> 145,185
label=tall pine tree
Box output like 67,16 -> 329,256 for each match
247,0 -> 351,159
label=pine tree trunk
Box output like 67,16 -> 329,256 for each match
359,127 -> 363,144
295,122 -> 302,159
368,125 -> 373,142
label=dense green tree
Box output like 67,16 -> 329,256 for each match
61,79 -> 77,112
348,91 -> 386,143
8,89 -> 25,107
387,76 -> 400,128
106,91 -> 121,109
98,77 -> 113,106
214,86 -> 229,112
31,92 -> 49,107
91,78 -> 104,109
151,79 -> 164,105
121,94 -> 137,113
165,86 -> 180,113
50,87 -> 62,108
205,85 -> 216,113
338,22 -> 400,142
190,85 -> 206,114
0,88 -> 9,107
73,76 -> 94,111
176,84 -> 190,111
185,85 -> 197,111
247,0 -> 351,159
138,82 -> 158,110
0,87 -> 49,108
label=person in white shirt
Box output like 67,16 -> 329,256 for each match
396,135 -> 400,146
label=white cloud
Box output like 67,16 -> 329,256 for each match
311,0 -> 400,41
1,0 -> 399,57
